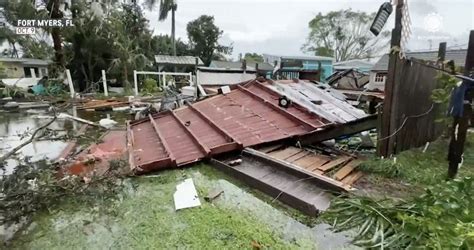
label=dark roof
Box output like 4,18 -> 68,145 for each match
333,59 -> 374,70
0,57 -> 50,66
263,54 -> 334,62
372,49 -> 468,71
210,60 -> 274,71
155,55 -> 204,65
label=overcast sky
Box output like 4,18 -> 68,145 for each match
143,0 -> 474,60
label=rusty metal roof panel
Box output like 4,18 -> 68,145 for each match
128,79 -> 353,173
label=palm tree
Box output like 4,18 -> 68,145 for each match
146,0 -> 177,56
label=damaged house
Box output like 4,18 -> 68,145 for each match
366,49 -> 468,91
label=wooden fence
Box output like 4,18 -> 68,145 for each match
378,56 -> 444,156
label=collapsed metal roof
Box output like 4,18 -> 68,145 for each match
127,79 -> 369,173
263,80 -> 367,123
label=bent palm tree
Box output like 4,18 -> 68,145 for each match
146,0 -> 177,56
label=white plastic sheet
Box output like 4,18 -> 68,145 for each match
173,178 -> 201,211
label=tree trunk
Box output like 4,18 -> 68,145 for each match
123,64 -> 130,90
171,8 -> 176,56
48,0 -> 64,68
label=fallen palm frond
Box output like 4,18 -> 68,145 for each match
323,177 -> 474,249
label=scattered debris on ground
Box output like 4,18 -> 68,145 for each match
173,178 -> 202,210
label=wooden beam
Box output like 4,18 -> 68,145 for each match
243,148 -> 350,192
298,114 -> 377,145
379,0 -> 404,157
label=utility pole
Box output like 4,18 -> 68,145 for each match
447,30 -> 474,179
378,0 -> 404,157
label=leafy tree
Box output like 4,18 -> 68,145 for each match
186,15 -> 232,65
62,2 -> 151,90
20,37 -> 54,59
244,53 -> 264,63
0,0 -> 64,66
150,35 -> 190,57
302,9 -> 390,61
145,0 -> 178,56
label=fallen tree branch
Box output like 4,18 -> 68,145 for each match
0,112 -> 57,163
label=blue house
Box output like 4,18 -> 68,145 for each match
263,54 -> 334,81
333,59 -> 374,73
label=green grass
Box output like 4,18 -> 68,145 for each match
10,164 -> 321,249
360,133 -> 474,187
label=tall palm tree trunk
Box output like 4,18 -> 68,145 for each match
171,8 -> 176,56
48,0 -> 65,68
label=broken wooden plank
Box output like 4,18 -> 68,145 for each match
313,169 -> 325,175
258,144 -> 284,153
316,156 -> 352,172
243,148 -> 350,192
334,160 -> 362,181
268,147 -> 302,160
341,170 -> 364,186
285,151 -> 310,162
294,154 -> 331,170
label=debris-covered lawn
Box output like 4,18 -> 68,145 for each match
10,165 -> 354,249
356,132 -> 474,197
322,133 -> 474,248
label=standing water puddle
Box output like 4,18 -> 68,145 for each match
0,108 -> 129,175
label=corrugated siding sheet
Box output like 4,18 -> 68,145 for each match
155,55 -> 204,65
197,70 -> 256,86
263,80 -> 367,123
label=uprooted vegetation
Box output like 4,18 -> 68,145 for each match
0,159 -> 127,243
319,133 -> 474,249
324,177 -> 474,249
360,133 -> 474,187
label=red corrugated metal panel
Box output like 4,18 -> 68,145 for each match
130,119 -> 171,172
154,114 -> 206,165
128,79 -> 331,173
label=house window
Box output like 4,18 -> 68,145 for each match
24,67 -> 39,78
375,73 -> 385,82
40,68 -> 47,77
